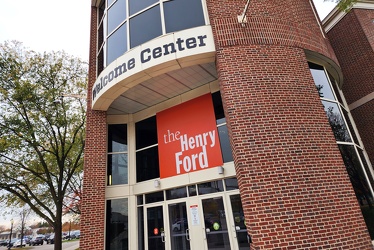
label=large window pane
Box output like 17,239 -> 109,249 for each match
164,0 -> 205,33
108,124 -> 127,152
309,62 -> 335,100
129,6 -> 162,48
136,147 -> 159,182
106,198 -> 129,250
338,145 -> 374,238
322,100 -> 352,142
107,0 -> 127,34
129,0 -> 158,15
218,124 -> 233,163
136,116 -> 157,149
108,153 -> 128,185
107,23 -> 128,65
198,180 -> 224,195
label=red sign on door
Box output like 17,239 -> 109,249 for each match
157,94 -> 223,178
154,228 -> 159,235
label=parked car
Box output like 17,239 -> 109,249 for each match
29,235 -> 44,246
47,233 -> 55,244
0,240 -> 8,246
71,230 -> 80,239
6,238 -> 18,248
13,239 -> 26,248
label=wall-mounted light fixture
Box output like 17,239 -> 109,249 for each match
238,0 -> 251,27
154,179 -> 160,188
217,166 -> 224,175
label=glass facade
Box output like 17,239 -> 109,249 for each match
106,198 -> 129,250
107,92 -> 233,185
309,62 -> 374,239
108,124 -> 128,185
97,0 -> 207,74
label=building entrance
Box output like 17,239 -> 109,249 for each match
143,192 -> 249,250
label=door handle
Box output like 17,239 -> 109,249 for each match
185,229 -> 190,241
161,232 -> 165,243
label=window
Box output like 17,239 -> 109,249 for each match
135,93 -> 233,183
309,62 -> 374,239
106,198 -> 128,250
97,0 -> 207,74
212,92 -> 233,163
136,116 -> 159,182
163,0 -> 205,33
108,124 -> 128,185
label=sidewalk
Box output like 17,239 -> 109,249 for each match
63,241 -> 79,250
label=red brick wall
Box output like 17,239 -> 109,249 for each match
206,0 -> 338,64
80,6 -> 107,250
207,1 -> 372,249
326,8 -> 374,171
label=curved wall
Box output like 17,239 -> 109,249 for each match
206,0 -> 372,248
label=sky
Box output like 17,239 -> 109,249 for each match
0,0 -> 337,228
0,0 -> 337,61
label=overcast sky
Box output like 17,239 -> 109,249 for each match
0,0 -> 337,228
0,0 -> 337,62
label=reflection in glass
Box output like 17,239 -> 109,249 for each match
188,185 -> 197,197
107,23 -> 127,65
107,0 -> 127,34
129,0 -> 158,15
164,0 -> 205,33
169,202 -> 190,250
225,178 -> 239,191
108,153 -> 128,185
230,195 -> 248,250
166,187 -> 187,200
338,145 -> 374,238
198,181 -> 224,195
130,6 -> 162,48
202,197 -> 231,250
309,63 -> 335,100
108,124 -> 127,152
218,124 -> 233,163
147,206 -> 165,250
106,198 -> 129,250
322,101 -> 351,142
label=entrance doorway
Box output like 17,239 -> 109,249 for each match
139,179 -> 249,250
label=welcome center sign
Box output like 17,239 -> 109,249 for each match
157,94 -> 223,179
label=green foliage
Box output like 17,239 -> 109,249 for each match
326,0 -> 358,11
0,41 -> 87,249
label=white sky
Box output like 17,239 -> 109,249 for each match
0,0 -> 337,228
0,0 -> 91,61
0,0 -> 336,61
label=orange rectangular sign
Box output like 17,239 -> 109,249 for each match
157,94 -> 223,178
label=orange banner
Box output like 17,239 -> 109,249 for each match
157,94 -> 223,178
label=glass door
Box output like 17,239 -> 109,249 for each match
229,194 -> 249,250
168,202 -> 191,250
147,206 -> 165,250
202,197 -> 231,250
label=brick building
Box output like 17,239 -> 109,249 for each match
81,0 -> 374,249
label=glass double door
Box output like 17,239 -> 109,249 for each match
145,194 -> 249,250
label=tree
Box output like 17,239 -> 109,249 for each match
17,206 -> 32,248
0,41 -> 87,250
328,0 -> 357,11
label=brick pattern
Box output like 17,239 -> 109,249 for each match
80,6 -> 107,250
326,8 -> 374,166
327,9 -> 374,103
206,0 -> 372,249
206,0 -> 338,65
